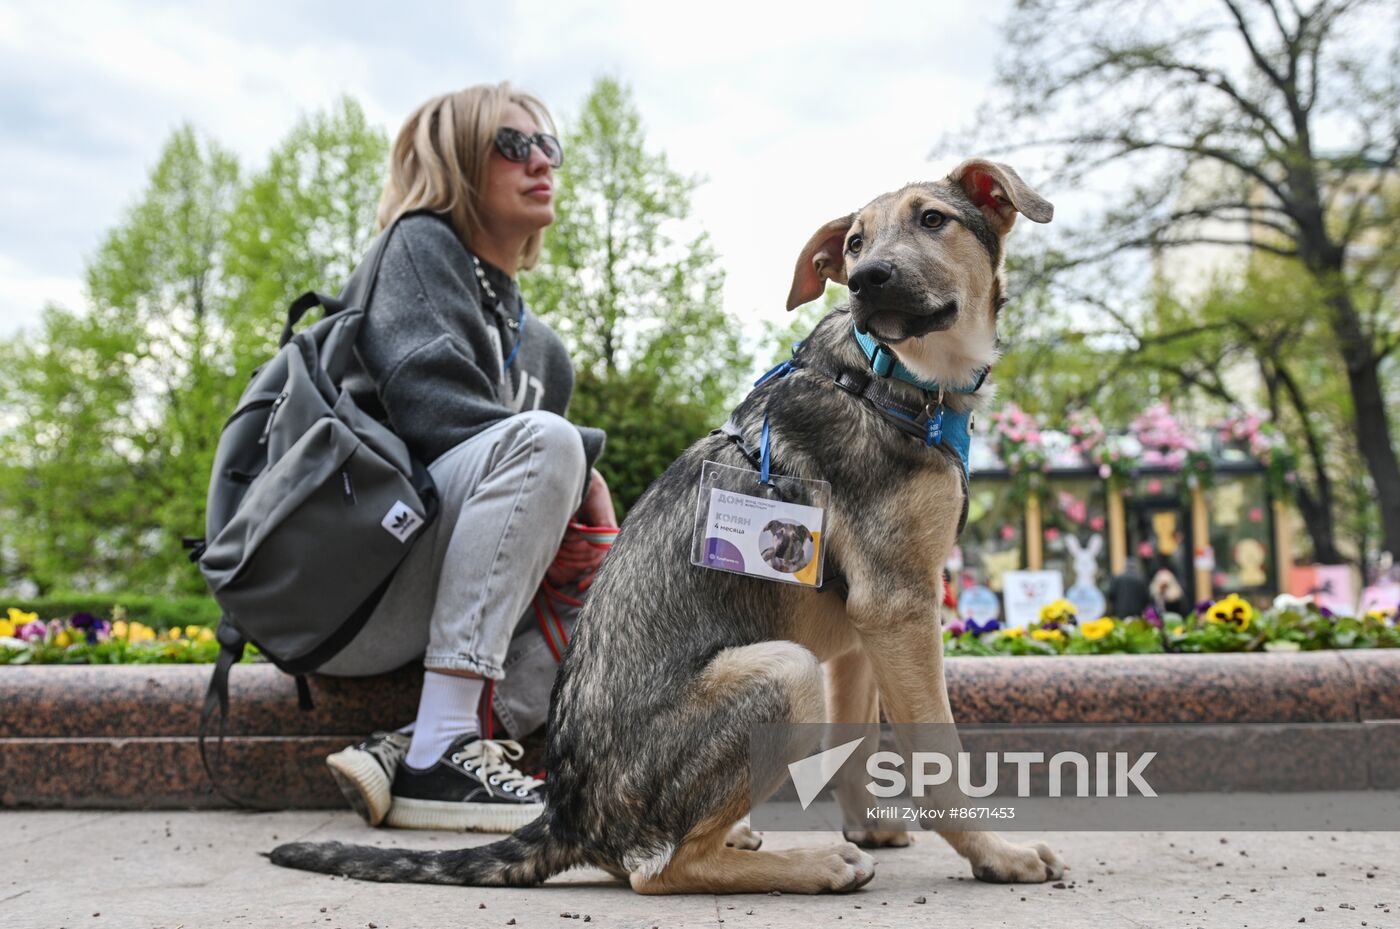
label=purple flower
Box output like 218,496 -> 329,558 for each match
967,618 -> 1002,635
70,612 -> 101,628
1143,606 -> 1162,627
1319,605 -> 1335,619
1194,600 -> 1216,616
17,620 -> 47,642
944,619 -> 966,637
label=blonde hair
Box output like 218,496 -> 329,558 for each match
377,82 -> 556,270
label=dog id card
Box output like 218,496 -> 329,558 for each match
691,460 -> 830,587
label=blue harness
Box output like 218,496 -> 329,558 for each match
712,325 -> 984,599
738,323 -> 985,479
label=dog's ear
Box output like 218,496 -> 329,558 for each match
948,159 -> 1053,236
786,214 -> 854,310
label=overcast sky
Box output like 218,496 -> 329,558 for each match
0,0 -> 1033,340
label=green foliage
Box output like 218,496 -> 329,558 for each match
523,77 -> 748,514
566,368 -> 716,519
0,101 -> 389,596
4,592 -> 220,629
760,286 -> 844,368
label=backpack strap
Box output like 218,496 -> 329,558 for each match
198,617 -> 279,810
278,210 -> 427,347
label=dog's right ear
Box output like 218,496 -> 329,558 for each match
786,214 -> 854,311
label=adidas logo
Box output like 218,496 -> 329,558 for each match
381,501 -> 424,542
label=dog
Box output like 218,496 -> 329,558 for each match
761,520 -> 813,573
270,159 -> 1062,894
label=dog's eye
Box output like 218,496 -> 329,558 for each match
920,209 -> 946,229
846,234 -> 863,254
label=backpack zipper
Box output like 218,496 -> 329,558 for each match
257,390 -> 290,445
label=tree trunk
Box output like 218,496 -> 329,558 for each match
1325,288 -> 1400,557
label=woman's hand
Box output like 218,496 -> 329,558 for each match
578,468 -> 617,528
545,470 -> 617,588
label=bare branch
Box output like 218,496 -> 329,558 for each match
1221,0 -> 1288,91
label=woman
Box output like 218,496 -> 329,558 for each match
316,83 -> 615,833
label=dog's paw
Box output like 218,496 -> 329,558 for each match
823,843 -> 877,892
724,821 -> 763,851
969,840 -> 1065,884
843,828 -> 912,849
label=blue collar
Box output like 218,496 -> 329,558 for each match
749,333 -> 982,480
851,323 -> 988,394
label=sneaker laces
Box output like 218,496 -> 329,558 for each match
362,731 -> 410,773
450,738 -> 545,796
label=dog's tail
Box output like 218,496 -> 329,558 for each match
266,816 -> 580,886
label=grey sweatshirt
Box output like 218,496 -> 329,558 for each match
340,213 -> 604,477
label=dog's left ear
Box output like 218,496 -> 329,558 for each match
786,214 -> 854,310
949,160 -> 1053,236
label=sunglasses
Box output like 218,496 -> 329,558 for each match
494,127 -> 564,168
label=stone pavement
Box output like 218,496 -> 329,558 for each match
3,810 -> 1395,929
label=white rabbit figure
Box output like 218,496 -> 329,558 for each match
1064,533 -> 1107,621
1064,533 -> 1103,589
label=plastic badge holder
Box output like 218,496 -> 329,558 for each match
691,459 -> 831,587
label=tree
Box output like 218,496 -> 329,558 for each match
953,0 -> 1400,556
0,102 -> 391,594
523,77 -> 748,513
224,96 -> 389,368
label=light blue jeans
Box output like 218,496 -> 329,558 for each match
319,410 -> 586,680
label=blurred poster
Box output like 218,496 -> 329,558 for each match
1288,564 -> 1356,617
1002,570 -> 1064,628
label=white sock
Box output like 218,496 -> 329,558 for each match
405,671 -> 483,769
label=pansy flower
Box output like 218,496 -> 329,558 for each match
967,618 -> 1002,635
1032,628 -> 1065,643
1081,618 -> 1116,640
1205,593 -> 1255,631
17,620 -> 47,642
1038,598 -> 1079,629
1000,627 -> 1025,639
944,618 -> 966,637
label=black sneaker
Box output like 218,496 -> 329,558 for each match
325,730 -> 411,827
386,734 -> 545,832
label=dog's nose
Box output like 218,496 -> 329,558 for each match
848,260 -> 895,297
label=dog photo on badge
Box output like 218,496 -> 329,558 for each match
759,519 -> 814,574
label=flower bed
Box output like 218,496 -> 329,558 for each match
945,595 -> 1399,657
0,607 -> 249,665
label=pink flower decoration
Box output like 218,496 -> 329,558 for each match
1000,525 -> 1016,541
1138,542 -> 1155,559
1148,479 -> 1163,494
1099,463 -> 1112,479
1045,527 -> 1061,542
1090,516 -> 1105,531
1248,507 -> 1263,523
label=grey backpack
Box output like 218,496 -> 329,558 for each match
188,217 -> 438,793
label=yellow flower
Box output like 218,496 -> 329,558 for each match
7,608 -> 38,625
0,619 -> 13,638
1365,609 -> 1391,623
165,627 -> 182,641
1205,593 -> 1255,631
128,623 -> 155,642
185,625 -> 203,639
197,628 -> 215,643
1032,628 -> 1065,642
1038,598 -> 1078,624
54,631 -> 72,647
112,620 -> 129,640
1001,627 -> 1025,639
1081,618 -> 1116,640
